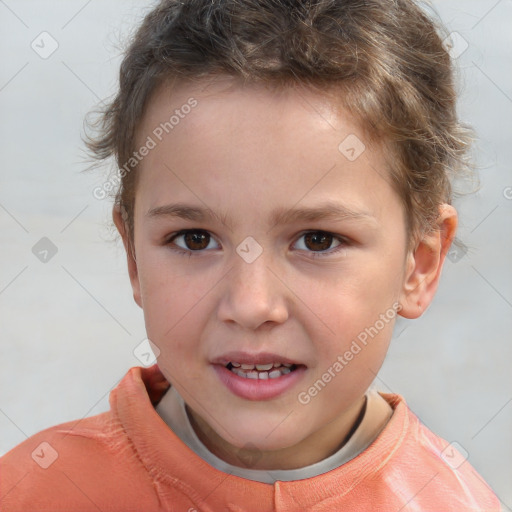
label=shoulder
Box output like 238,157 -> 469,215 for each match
373,393 -> 501,511
0,411 -> 159,511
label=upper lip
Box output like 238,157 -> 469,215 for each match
212,351 -> 305,367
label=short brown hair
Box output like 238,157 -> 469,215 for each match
86,0 -> 472,248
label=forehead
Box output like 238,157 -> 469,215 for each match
140,77 -> 350,138
137,76 -> 372,153
133,77 -> 400,228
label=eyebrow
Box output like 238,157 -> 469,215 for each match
146,202 -> 376,231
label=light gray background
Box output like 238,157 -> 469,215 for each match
1,0 -> 511,507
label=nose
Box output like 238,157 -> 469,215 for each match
217,251 -> 289,331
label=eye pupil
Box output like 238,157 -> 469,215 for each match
172,230 -> 341,255
305,232 -> 332,251
185,231 -> 209,250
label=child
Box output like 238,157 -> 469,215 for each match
0,0 -> 501,510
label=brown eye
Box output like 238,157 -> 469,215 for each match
303,232 -> 333,252
293,231 -> 348,258
167,230 -> 218,254
182,231 -> 210,250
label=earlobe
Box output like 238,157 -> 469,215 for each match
112,205 -> 143,309
398,204 -> 458,319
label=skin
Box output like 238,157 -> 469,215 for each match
113,76 -> 457,470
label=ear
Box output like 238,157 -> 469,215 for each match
398,204 -> 458,319
112,204 -> 142,309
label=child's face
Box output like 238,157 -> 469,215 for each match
118,77 -> 451,469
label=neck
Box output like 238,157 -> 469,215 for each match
186,395 -> 367,471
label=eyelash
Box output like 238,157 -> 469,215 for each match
164,229 -> 349,259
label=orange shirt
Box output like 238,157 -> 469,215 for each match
0,364 -> 500,511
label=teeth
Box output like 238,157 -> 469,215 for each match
255,363 -> 273,371
230,366 -> 294,380
229,361 -> 293,370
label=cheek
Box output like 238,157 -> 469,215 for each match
292,256 -> 402,367
135,253 -> 191,340
136,257 -> 217,370
137,247 -> 194,305
299,260 -> 401,324
305,313 -> 395,404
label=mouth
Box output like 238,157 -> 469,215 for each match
212,353 -> 307,400
225,361 -> 300,380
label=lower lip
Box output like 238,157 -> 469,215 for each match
212,364 -> 307,401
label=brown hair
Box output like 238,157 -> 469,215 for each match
86,0 -> 472,248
